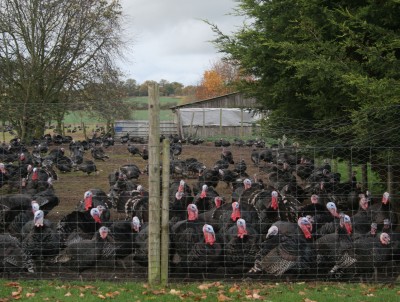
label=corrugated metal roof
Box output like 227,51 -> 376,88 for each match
169,92 -> 259,110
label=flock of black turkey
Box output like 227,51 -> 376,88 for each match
0,133 -> 399,281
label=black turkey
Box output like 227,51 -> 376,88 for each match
221,218 -> 260,276
250,149 -> 260,166
0,233 -> 35,274
170,140 -> 182,159
370,192 -> 398,232
212,159 -> 229,171
108,216 -> 141,260
170,204 -> 206,271
172,223 -> 222,278
141,146 -> 149,160
218,168 -> 239,189
297,194 -> 336,234
0,194 -> 35,232
55,226 -> 116,273
76,189 -> 111,213
260,217 -> 316,277
120,164 -> 142,180
221,147 -> 234,164
247,225 -> 288,276
351,194 -> 372,237
233,159 -> 248,177
57,206 -> 107,246
193,168 -> 219,195
127,144 -> 141,156
91,146 -> 109,161
132,222 -> 149,267
329,232 -> 393,280
21,210 -> 60,262
211,201 -> 261,234
70,146 -> 84,165
7,201 -> 40,239
193,184 -> 220,214
315,214 -> 353,276
74,160 -> 98,175
169,180 -> 194,225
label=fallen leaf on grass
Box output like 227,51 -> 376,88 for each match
169,289 -> 182,295
229,284 -> 240,293
5,282 -> 20,287
12,286 -> 23,297
151,289 -> 166,295
198,283 -> 214,290
64,292 -> 72,297
299,291 -> 306,296
304,298 -> 317,302
217,294 -> 232,301
106,291 -> 120,298
25,293 -> 35,298
98,294 -> 106,299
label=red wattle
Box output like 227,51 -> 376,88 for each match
271,196 -> 278,210
85,196 -> 93,211
231,209 -> 241,221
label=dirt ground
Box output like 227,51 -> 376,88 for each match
47,141 -> 260,222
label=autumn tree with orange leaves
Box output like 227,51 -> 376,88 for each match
195,59 -> 240,100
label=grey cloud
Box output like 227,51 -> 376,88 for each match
119,0 -> 244,85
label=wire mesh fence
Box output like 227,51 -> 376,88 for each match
0,131 -> 400,283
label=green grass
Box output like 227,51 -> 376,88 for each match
125,96 -> 182,106
62,109 -> 174,125
0,280 -> 399,302
59,96 -> 181,125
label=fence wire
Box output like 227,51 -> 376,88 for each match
0,127 -> 399,283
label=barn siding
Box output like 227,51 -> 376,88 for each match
114,120 -> 177,138
182,125 -> 260,138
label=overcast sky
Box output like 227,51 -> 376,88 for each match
118,0 -> 245,86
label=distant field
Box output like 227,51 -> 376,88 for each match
61,96 -> 180,125
125,96 -> 182,106
62,109 -> 174,125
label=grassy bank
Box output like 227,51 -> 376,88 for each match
0,279 -> 399,302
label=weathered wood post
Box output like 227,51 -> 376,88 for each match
161,138 -> 170,285
148,83 -> 161,285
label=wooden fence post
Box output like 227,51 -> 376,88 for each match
148,83 -> 161,285
161,139 -> 170,285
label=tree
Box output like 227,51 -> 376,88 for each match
208,0 -> 400,190
0,0 -> 125,142
124,79 -> 138,97
195,58 -> 244,100
83,66 -> 132,135
138,80 -> 156,96
208,0 -> 400,144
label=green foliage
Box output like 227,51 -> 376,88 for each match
209,0 -> 400,145
209,0 -> 400,192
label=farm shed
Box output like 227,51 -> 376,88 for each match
114,120 -> 177,138
170,92 -> 263,138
